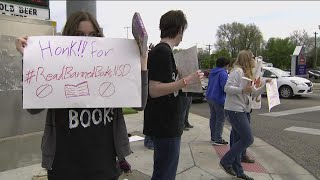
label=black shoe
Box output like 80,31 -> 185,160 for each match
183,127 -> 189,131
241,155 -> 255,163
237,174 -> 254,180
219,161 -> 236,176
213,139 -> 228,146
185,124 -> 194,128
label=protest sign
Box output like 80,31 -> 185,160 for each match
174,46 -> 202,92
23,36 -> 141,109
132,12 -> 148,58
252,58 -> 263,109
266,79 -> 281,112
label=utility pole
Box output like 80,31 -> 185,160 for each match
206,44 -> 213,69
314,32 -> 318,68
124,26 -> 131,39
206,44 -> 212,55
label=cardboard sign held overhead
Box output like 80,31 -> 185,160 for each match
132,12 -> 148,58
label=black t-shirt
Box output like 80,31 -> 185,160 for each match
53,108 -> 120,178
143,42 -> 183,137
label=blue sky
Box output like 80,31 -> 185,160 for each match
49,1 -> 320,50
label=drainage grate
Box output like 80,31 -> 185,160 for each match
213,145 -> 268,173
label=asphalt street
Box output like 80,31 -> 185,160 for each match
190,92 -> 320,180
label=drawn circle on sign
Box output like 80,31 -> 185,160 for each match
36,84 -> 53,98
99,82 -> 115,97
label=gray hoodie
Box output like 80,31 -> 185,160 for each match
28,71 -> 148,170
224,67 -> 265,113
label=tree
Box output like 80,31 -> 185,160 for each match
197,48 -> 213,69
263,37 -> 296,69
289,30 -> 313,52
215,22 -> 263,57
173,48 -> 184,54
211,49 -> 231,61
216,49 -> 231,58
289,30 -> 320,68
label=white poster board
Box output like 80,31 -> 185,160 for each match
252,58 -> 263,109
23,36 -> 141,109
174,46 -> 202,92
266,79 -> 281,112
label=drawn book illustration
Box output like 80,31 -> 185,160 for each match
132,12 -> 148,58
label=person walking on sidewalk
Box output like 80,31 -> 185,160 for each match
143,10 -> 203,180
228,57 -> 255,163
206,57 -> 230,145
219,50 -> 271,180
16,11 -> 148,180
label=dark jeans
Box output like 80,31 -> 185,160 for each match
184,96 -> 192,126
151,136 -> 181,180
47,169 -> 119,180
144,135 -> 154,148
221,110 -> 253,176
208,99 -> 226,142
229,114 -> 251,158
179,96 -> 192,128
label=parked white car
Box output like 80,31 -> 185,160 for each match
262,67 -> 313,98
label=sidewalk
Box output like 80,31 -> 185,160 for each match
313,83 -> 320,90
0,112 -> 317,180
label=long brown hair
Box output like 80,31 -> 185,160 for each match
62,11 -> 104,37
234,50 -> 255,80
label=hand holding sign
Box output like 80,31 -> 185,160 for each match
15,36 -> 28,55
174,46 -> 202,92
254,77 -> 261,88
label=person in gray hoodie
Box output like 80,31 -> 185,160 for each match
15,11 -> 148,180
219,50 -> 270,180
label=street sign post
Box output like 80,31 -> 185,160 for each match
291,46 -> 307,77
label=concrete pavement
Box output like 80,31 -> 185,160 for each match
0,112 -> 318,180
313,82 -> 320,90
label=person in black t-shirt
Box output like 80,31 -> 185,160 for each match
16,11 -> 148,180
143,10 -> 204,180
